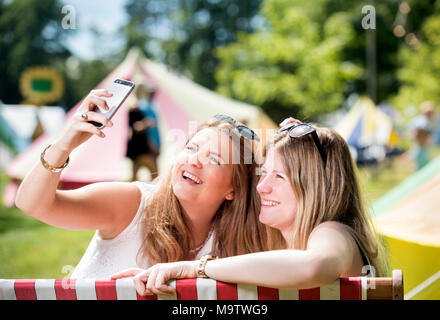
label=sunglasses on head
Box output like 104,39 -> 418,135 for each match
277,122 -> 327,165
213,114 -> 260,141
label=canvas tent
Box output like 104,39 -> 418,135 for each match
0,109 -> 20,168
334,97 -> 401,164
372,156 -> 440,300
4,48 -> 276,206
0,111 -> 18,170
0,105 -> 66,153
1,105 -> 66,204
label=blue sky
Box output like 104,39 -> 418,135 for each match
61,0 -> 128,60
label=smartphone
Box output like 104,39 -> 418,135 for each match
89,79 -> 135,129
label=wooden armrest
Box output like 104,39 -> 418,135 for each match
367,269 -> 404,300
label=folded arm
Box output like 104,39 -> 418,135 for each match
112,221 -> 357,296
203,222 -> 355,289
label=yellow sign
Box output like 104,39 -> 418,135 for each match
19,66 -> 64,105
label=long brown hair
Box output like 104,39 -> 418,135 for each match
271,125 -> 389,277
138,118 -> 283,265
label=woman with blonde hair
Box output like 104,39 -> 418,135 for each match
112,117 -> 388,296
137,115 -> 283,267
15,88 -> 282,278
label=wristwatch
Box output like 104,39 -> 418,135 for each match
196,255 -> 218,278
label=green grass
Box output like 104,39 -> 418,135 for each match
1,146 -> 439,279
0,226 -> 93,278
359,146 -> 440,206
0,171 -> 94,278
358,157 -> 414,206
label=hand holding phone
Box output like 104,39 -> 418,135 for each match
89,79 -> 135,129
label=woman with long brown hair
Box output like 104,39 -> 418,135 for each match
15,89 -> 282,278
112,117 -> 388,296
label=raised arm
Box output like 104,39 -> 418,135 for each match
15,89 -> 141,238
111,221 -> 357,296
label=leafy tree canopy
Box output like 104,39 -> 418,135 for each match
121,0 -> 263,90
393,11 -> 440,118
0,0 -> 70,104
215,0 -> 362,122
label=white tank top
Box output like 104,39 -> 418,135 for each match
70,181 -> 214,279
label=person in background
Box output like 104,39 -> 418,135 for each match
127,83 -> 161,181
112,117 -> 388,296
420,101 -> 440,146
408,101 -> 437,170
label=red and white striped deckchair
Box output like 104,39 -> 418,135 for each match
0,270 -> 403,300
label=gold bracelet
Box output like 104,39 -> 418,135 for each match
40,145 -> 70,173
196,255 -> 218,278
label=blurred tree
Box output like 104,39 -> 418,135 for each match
215,0 -> 362,122
121,0 -> 263,90
60,58 -> 115,110
215,0 -> 438,122
118,0 -> 438,122
59,23 -> 121,110
343,0 -> 439,109
393,10 -> 440,117
0,0 -> 70,104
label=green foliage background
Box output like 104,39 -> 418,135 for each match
393,11 -> 440,114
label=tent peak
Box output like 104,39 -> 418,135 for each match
126,47 -> 147,64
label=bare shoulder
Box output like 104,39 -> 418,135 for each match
311,221 -> 351,235
91,181 -> 141,213
308,221 -> 357,252
82,182 -> 142,239
307,221 -> 359,275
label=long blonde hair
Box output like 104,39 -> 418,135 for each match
271,125 -> 389,277
138,118 -> 283,265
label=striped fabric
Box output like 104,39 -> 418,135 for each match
0,277 -> 367,300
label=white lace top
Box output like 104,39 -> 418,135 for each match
70,181 -> 214,279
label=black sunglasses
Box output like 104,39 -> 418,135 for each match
278,122 -> 327,165
213,114 -> 260,141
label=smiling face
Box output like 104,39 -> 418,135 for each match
257,147 -> 298,240
171,127 -> 235,219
